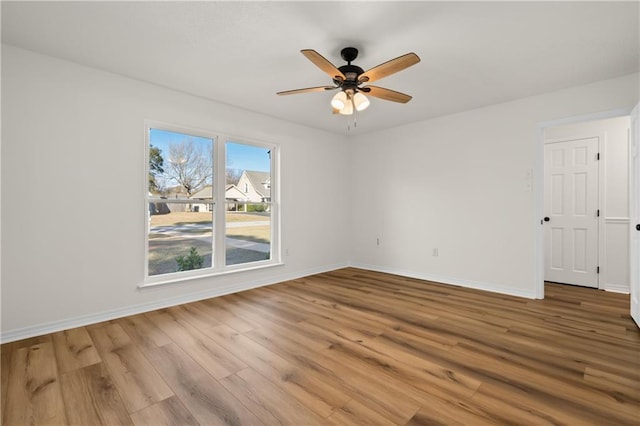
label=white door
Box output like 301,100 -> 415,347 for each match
630,104 -> 639,327
544,137 -> 599,287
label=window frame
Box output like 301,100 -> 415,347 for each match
142,121 -> 281,288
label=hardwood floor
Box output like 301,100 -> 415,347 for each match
2,268 -> 639,425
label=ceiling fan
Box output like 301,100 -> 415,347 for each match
277,47 -> 420,115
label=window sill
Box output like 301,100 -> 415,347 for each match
139,261 -> 285,290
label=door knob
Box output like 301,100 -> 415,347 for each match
544,217 -> 550,222
636,224 -> 640,231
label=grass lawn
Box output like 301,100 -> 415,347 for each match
148,236 -> 212,276
148,238 -> 269,275
148,235 -> 269,275
226,226 -> 270,244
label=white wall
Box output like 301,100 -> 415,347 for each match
349,73 -> 639,298
545,116 -> 631,292
2,44 -> 638,342
1,45 -> 350,341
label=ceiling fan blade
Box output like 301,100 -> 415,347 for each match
358,53 -> 420,83
277,86 -> 337,96
362,86 -> 413,103
301,49 -> 346,81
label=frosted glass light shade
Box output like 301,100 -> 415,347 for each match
353,92 -> 370,111
339,100 -> 354,115
331,91 -> 347,110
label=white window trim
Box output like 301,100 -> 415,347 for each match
141,120 -> 281,288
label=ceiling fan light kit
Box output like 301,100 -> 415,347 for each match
331,90 -> 370,114
277,47 -> 420,120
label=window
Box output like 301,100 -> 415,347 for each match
226,142 -> 273,266
145,123 -> 279,285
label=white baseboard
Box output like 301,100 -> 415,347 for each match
348,262 -> 538,299
0,262 -> 349,344
603,283 -> 630,294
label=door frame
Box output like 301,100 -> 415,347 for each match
630,103 -> 639,327
534,108 -> 633,299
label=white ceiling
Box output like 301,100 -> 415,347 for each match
2,1 -> 639,136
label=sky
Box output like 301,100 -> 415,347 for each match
149,128 -> 271,175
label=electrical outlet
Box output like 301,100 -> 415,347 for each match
432,248 -> 439,256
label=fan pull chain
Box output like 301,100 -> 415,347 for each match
347,96 -> 357,132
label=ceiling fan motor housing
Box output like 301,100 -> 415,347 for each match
335,64 -> 364,88
335,47 -> 364,88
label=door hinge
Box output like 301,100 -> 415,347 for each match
597,209 -> 600,217
597,266 -> 600,274
597,152 -> 600,160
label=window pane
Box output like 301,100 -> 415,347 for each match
148,128 -> 214,276
225,208 -> 271,265
149,128 -> 213,199
226,142 -> 272,265
148,204 -> 213,276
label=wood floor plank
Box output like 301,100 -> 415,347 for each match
499,328 -> 640,380
199,297 -> 263,333
474,381 -> 609,425
202,324 -> 351,418
278,279 -> 403,330
342,328 -> 482,399
145,343 -> 264,426
219,368 -> 325,425
115,313 -> 172,352
404,403 -> 493,426
5,335 -> 53,350
325,398 -> 397,426
380,322 -> 459,352
129,396 -> 198,426
52,327 -> 101,374
233,290 -> 312,324
459,336 -> 640,406
166,303 -> 223,332
88,324 -> 173,413
449,343 -> 640,424
318,341 -> 464,423
144,309 -> 246,379
467,388 -> 567,425
59,362 -> 132,425
508,323 -> 640,366
1,342 -> 13,417
582,366 -> 640,404
246,323 -> 422,424
278,278 -> 402,327
215,293 -> 299,329
302,313 -> 383,344
262,284 -> 392,340
583,366 -> 640,391
2,342 -> 67,425
2,268 -> 639,425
